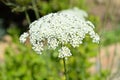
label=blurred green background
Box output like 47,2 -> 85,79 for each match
0,0 -> 120,80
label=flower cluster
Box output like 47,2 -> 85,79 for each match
20,8 -> 100,58
58,47 -> 72,59
60,7 -> 88,20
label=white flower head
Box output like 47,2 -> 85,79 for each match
19,8 -> 100,58
19,32 -> 29,43
58,47 -> 72,59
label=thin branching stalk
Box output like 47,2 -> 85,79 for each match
97,42 -> 102,76
97,0 -> 112,78
25,10 -> 31,25
63,58 -> 68,80
32,0 -> 40,19
99,0 -> 112,37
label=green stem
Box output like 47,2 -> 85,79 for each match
98,43 -> 102,76
63,58 -> 68,80
25,10 -> 31,24
32,0 -> 40,19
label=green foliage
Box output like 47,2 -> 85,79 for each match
37,0 -> 87,15
7,26 -> 20,43
88,15 -> 100,29
2,0 -> 87,15
68,43 -> 98,80
0,34 -> 62,79
103,26 -> 120,46
89,70 -> 110,80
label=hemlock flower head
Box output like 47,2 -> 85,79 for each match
19,8 -> 100,58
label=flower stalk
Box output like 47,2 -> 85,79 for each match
25,10 -> 31,24
32,0 -> 40,19
63,58 -> 68,80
